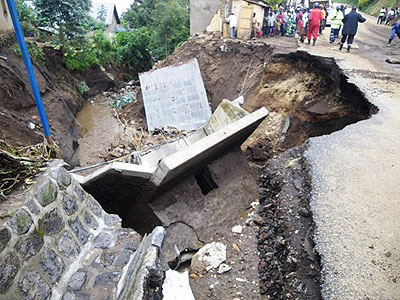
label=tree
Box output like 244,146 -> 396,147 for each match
97,4 -> 107,23
15,0 -> 36,35
153,0 -> 189,59
115,28 -> 152,72
121,0 -> 189,61
33,0 -> 92,44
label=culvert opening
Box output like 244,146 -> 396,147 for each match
194,167 -> 218,195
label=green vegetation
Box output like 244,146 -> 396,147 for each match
10,40 -> 45,65
122,0 -> 190,60
78,81 -> 90,95
341,0 -> 399,14
33,0 -> 91,44
14,0 -> 190,74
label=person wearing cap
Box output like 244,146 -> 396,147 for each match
307,2 -> 323,45
339,7 -> 366,52
330,6 -> 344,43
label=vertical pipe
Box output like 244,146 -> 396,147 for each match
5,0 -> 52,139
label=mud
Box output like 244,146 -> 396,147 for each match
257,145 -> 321,300
0,40 -> 122,167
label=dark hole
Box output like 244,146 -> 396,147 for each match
195,167 -> 218,195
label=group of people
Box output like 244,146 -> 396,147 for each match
226,3 -> 400,51
377,7 -> 399,26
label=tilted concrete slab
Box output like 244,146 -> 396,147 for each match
72,162 -> 155,186
73,106 -> 268,190
140,99 -> 251,168
151,107 -> 269,186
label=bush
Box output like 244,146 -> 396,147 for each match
78,81 -> 90,95
64,31 -> 115,71
11,41 -> 45,65
64,39 -> 100,71
114,28 -> 152,73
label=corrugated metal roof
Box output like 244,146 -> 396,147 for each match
244,0 -> 270,8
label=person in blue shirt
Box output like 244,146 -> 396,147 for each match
387,21 -> 400,46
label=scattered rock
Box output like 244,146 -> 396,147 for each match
232,225 -> 243,234
385,58 -> 400,64
191,242 -> 226,274
163,270 -> 195,300
298,207 -> 310,217
217,263 -> 232,274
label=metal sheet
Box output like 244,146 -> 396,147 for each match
139,58 -> 211,131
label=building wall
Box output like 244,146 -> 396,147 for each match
231,0 -> 265,26
0,0 -> 14,36
105,13 -> 118,37
190,0 -> 221,34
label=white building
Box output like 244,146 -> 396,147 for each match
0,0 -> 13,36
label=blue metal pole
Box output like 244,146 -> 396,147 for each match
6,0 -> 52,139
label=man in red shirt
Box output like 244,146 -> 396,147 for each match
307,3 -> 323,45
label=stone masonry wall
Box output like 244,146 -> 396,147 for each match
0,161 -> 165,300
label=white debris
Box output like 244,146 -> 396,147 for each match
232,95 -> 244,107
162,270 -> 195,300
250,201 -> 259,208
27,122 -> 35,130
191,242 -> 227,274
217,263 -> 232,274
206,266 -> 213,272
236,278 -> 246,283
232,225 -> 243,234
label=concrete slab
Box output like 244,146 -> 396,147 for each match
139,58 -> 211,131
151,107 -> 268,186
141,99 -> 250,168
72,162 -> 155,186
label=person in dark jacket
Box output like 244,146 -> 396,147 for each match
339,7 -> 366,52
387,21 -> 400,46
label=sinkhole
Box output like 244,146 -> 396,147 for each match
81,51 -> 377,267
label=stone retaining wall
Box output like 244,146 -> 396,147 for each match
0,161 -> 165,300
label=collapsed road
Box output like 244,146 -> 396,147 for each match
1,9 -> 399,300
70,35 -> 380,299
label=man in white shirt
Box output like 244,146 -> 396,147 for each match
227,13 -> 237,38
378,7 -> 386,24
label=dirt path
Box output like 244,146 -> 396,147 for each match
299,10 -> 400,299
